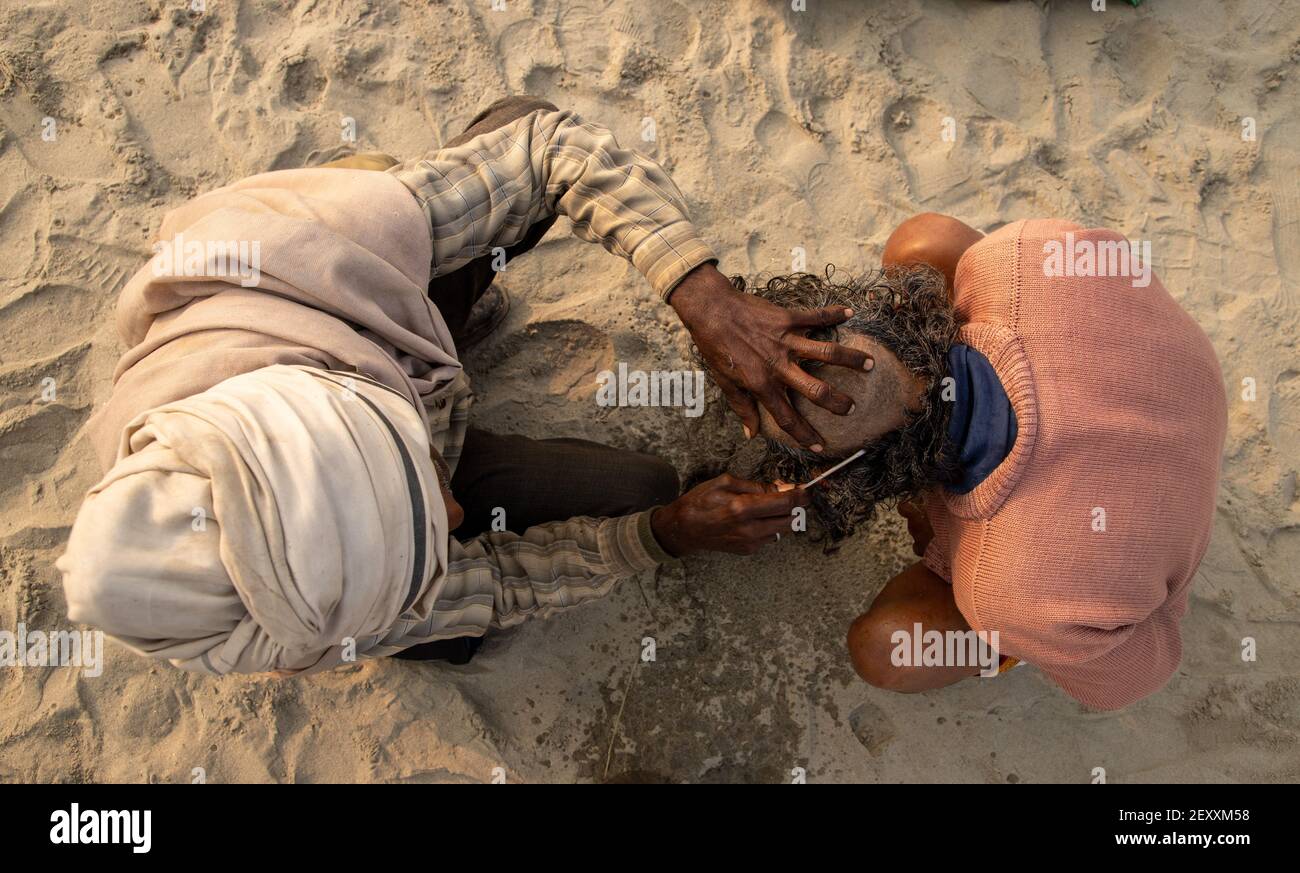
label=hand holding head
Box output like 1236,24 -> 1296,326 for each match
746,264 -> 959,539
669,262 -> 874,451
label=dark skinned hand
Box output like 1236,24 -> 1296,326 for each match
669,262 -> 873,451
650,473 -> 812,557
898,499 -> 934,557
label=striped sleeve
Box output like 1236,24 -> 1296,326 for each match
470,509 -> 672,630
388,109 -> 717,298
356,509 -> 674,659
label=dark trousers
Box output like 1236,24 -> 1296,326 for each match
392,97 -> 680,662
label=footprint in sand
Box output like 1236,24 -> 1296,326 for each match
40,232 -> 139,320
555,0 -> 699,83
1095,19 -> 1177,106
1182,679 -> 1300,763
498,18 -> 563,94
899,13 -> 1049,125
1259,117 -> 1300,321
0,284 -> 105,364
755,109 -> 828,193
848,699 -> 897,757
469,319 -> 616,409
280,55 -> 327,109
1266,370 -> 1300,527
0,399 -> 89,498
882,96 -> 972,205
555,2 -> 614,78
612,1 -> 698,65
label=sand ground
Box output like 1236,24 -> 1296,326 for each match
1,0 -> 1298,783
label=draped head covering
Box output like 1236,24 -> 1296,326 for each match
85,166 -> 465,474
57,365 -> 448,675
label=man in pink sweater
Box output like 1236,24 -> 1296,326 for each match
750,214 -> 1227,710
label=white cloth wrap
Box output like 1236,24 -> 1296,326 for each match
58,364 -> 446,675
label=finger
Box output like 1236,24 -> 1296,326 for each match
715,371 -> 760,440
789,335 -> 873,372
780,363 -> 856,416
749,515 -> 798,538
713,474 -> 771,495
898,500 -> 924,522
787,305 -> 854,330
744,479 -> 784,494
757,388 -> 825,451
731,487 -> 812,519
734,518 -> 797,553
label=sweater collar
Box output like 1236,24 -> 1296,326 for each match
935,322 -> 1039,521
943,343 -> 1018,494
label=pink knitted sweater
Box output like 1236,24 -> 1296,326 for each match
922,219 -> 1227,710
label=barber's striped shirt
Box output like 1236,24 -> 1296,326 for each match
389,108 -> 716,299
333,109 -> 703,663
354,511 -> 674,664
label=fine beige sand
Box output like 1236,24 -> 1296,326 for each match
1,0 -> 1297,783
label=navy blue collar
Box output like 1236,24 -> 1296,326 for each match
944,344 -> 1017,494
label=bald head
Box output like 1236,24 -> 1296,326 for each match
757,331 -> 928,458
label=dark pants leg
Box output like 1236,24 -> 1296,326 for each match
449,428 -> 679,538
393,431 -> 678,663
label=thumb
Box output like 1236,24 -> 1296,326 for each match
716,372 -> 760,440
717,474 -> 772,494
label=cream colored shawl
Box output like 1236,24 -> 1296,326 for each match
58,365 -> 446,674
63,166 -> 463,674
86,167 -> 461,472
